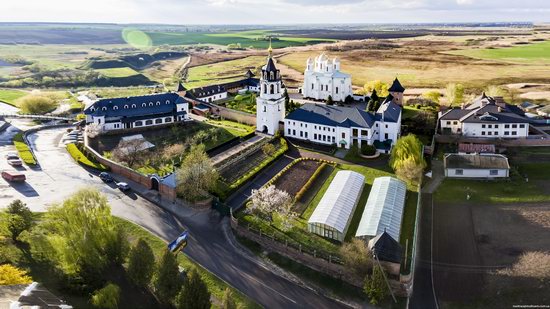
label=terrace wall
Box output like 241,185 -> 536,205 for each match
211,103 -> 257,126
435,134 -> 550,146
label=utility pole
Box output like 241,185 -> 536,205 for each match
375,254 -> 397,303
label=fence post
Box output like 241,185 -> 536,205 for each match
314,250 -> 316,258
299,244 -> 302,253
259,229 -> 262,237
329,255 -> 332,264
285,239 -> 287,247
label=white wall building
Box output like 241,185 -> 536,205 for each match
256,46 -> 285,135
302,53 -> 352,102
444,153 -> 510,178
439,93 -> 530,138
84,92 -> 190,132
284,97 -> 402,153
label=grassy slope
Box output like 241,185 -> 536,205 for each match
95,67 -> 141,78
0,89 -> 27,105
117,218 -> 260,309
446,40 -> 550,64
186,56 -> 265,88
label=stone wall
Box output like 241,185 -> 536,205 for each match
211,103 -> 257,126
435,134 -> 550,146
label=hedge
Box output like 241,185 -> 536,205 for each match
13,132 -> 36,165
263,157 -> 335,189
295,163 -> 327,202
66,143 -> 108,171
227,137 -> 288,192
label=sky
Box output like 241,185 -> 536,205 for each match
1,0 -> 549,24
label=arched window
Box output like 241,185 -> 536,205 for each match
277,84 -> 280,93
263,106 -> 266,112
270,72 -> 274,80
165,117 -> 172,122
270,84 -> 274,94
155,118 -> 163,124
102,107 -> 107,111
90,107 -> 95,111
149,102 -> 153,107
156,101 -> 160,106
135,121 -> 143,126
142,103 -> 146,107
132,104 -> 136,108
124,105 -> 129,109
113,106 -> 118,110
145,120 -> 153,125
263,84 -> 267,94
166,100 -> 170,104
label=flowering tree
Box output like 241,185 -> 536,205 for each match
250,185 -> 292,223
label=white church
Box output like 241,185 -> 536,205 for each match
301,53 -> 352,102
256,47 -> 403,153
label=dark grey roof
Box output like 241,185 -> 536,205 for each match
245,69 -> 255,78
189,84 -> 227,97
286,103 -> 377,128
376,100 -> 402,122
176,82 -> 187,92
461,104 -> 529,124
17,283 -> 71,308
262,56 -> 281,82
444,154 -> 510,170
439,108 -> 471,120
388,78 -> 405,93
369,231 -> 402,264
84,93 -> 186,118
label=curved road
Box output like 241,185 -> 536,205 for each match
0,127 -> 349,309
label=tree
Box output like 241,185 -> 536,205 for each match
162,143 -> 185,166
261,143 -> 276,156
175,145 -> 218,202
389,135 -> 426,186
277,202 -> 298,232
153,249 -> 183,304
127,239 -> 156,287
221,287 -> 237,309
283,88 -> 290,106
176,269 -> 211,309
91,283 -> 121,309
0,264 -> 32,285
445,83 -> 464,106
249,185 -> 292,223
422,90 -> 441,104
16,95 -> 57,114
326,95 -> 334,105
340,239 -> 372,279
367,89 -> 379,111
486,85 -> 505,97
363,80 -> 389,97
112,138 -> 148,168
5,200 -> 33,241
30,189 -> 129,287
363,264 -> 389,305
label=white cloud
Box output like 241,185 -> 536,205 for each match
456,0 -> 474,5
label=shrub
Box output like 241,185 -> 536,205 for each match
13,132 -> 36,165
363,265 -> 389,305
360,144 -> 377,156
16,95 -> 57,115
66,143 -> 108,170
91,283 -> 120,309
0,264 -> 32,285
5,200 -> 33,241
295,163 -> 327,202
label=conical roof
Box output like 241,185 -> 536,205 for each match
176,82 -> 187,92
388,78 -> 405,93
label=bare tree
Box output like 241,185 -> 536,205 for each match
340,238 -> 373,279
112,139 -> 148,168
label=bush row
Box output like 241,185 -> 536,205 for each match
227,138 -> 288,192
13,133 -> 36,165
295,163 -> 327,202
263,157 -> 335,189
66,143 -> 108,171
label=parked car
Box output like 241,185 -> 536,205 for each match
7,158 -> 23,166
116,182 -> 130,191
2,171 -> 26,182
5,152 -> 19,160
99,172 -> 113,182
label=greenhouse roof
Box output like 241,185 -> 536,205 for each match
308,170 -> 365,233
356,176 -> 407,241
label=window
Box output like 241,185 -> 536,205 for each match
505,124 -> 510,128
102,107 -> 107,111
314,133 -> 317,139
270,84 -> 274,94
332,128 -> 335,132
342,132 -> 345,138
155,119 -> 162,124
504,131 -> 509,136
481,131 -> 486,135
300,123 -> 303,127
300,131 -> 303,137
149,102 -> 153,107
332,136 -> 335,142
336,87 -> 339,94
488,124 -> 492,129
455,169 -> 463,175
156,101 -> 161,106
145,120 -> 153,125
142,103 -> 146,107
305,132 -> 308,138
278,105 -> 280,111
113,106 -> 118,110
132,104 -> 136,108
263,106 -> 266,112
512,131 -> 517,135
482,124 -> 486,128
166,100 -> 170,104
447,121 -> 451,125
512,124 -> 517,128
495,125 -> 499,128
288,128 -> 291,135
90,107 -> 95,112
490,170 -> 498,176
385,124 -> 388,129
385,133 -> 389,139
135,121 -> 143,127
165,117 -> 172,122
311,83 -> 314,90
293,129 -> 296,135
453,121 -> 458,125
124,105 -> 129,109
314,125 -> 317,129
519,124 -> 525,128
488,131 -> 492,135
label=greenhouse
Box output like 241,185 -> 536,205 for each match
355,176 -> 407,241
308,170 -> 365,242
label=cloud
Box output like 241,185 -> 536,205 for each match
456,0 -> 474,5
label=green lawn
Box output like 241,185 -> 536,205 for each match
186,56 -> 265,88
0,89 -> 27,105
224,93 -> 257,114
117,218 -> 260,309
446,40 -> 550,64
95,67 -> 141,78
204,119 -> 255,137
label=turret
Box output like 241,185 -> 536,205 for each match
256,41 -> 285,135
388,78 -> 405,105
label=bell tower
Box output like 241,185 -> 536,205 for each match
256,40 -> 285,135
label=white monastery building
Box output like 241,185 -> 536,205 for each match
256,44 -> 286,135
439,93 -> 530,138
444,153 -> 510,178
302,53 -> 352,102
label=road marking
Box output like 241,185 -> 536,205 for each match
239,271 -> 298,304
430,196 -> 440,309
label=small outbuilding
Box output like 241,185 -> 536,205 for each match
355,176 -> 407,242
444,153 -> 510,178
308,170 -> 365,242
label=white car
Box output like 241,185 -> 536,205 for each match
5,152 -> 19,160
7,158 -> 23,166
116,182 -> 130,191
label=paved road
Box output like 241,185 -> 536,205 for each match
0,126 -> 349,309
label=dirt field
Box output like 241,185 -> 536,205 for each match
432,199 -> 550,308
273,159 -> 320,197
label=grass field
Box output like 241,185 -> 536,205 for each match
147,30 -> 334,48
95,67 -> 141,78
0,89 -> 27,104
186,56 -> 265,88
446,40 -> 550,64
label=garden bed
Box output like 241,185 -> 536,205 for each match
272,159 -> 321,196
13,132 -> 36,165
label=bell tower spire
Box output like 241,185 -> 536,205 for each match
268,37 -> 273,58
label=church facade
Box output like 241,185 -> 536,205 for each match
302,53 -> 352,102
256,45 -> 286,135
